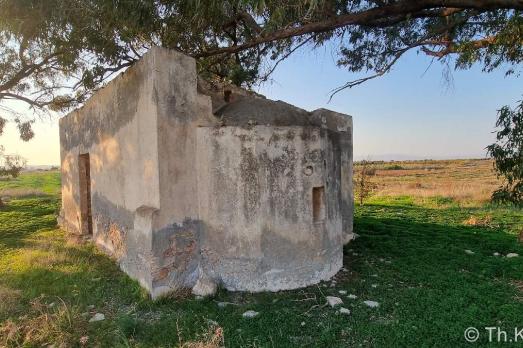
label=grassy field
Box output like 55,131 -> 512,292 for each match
1,161 -> 523,347
366,159 -> 500,207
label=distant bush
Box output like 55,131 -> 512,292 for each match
354,160 -> 378,205
385,164 -> 404,170
0,146 -> 27,179
362,166 -> 376,176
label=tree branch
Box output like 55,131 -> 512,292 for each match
260,36 -> 314,82
194,0 -> 523,58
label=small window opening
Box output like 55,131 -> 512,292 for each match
312,186 -> 326,222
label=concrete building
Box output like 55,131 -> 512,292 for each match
58,47 -> 354,298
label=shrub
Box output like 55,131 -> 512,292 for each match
385,164 -> 404,170
0,146 -> 27,179
354,160 -> 378,205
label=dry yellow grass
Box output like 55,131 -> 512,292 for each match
178,323 -> 224,348
0,285 -> 20,314
0,297 -> 86,347
356,159 -> 501,206
0,187 -> 47,198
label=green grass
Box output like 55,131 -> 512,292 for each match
0,170 -> 61,196
1,172 -> 523,347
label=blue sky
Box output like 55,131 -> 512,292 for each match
1,45 -> 521,165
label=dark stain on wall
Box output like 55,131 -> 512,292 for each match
152,219 -> 202,289
240,146 -> 261,222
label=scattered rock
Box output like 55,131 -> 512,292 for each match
506,253 -> 519,258
493,252 -> 500,257
326,296 -> 343,307
79,336 -> 89,345
48,302 -> 55,308
217,302 -> 228,308
347,294 -> 358,300
338,290 -> 347,295
195,295 -> 204,300
206,319 -> 219,326
192,271 -> 217,297
301,321 -> 306,326
363,300 -> 379,308
242,310 -> 259,318
371,284 -> 378,288
371,274 -> 378,278
465,250 -> 475,255
88,313 -> 105,322
339,307 -> 351,315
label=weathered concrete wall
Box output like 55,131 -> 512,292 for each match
195,126 -> 344,291
311,109 -> 354,242
147,49 -> 218,297
59,46 -> 353,299
59,49 -> 164,292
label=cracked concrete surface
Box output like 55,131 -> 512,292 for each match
59,47 -> 354,298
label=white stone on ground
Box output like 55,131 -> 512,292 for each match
506,253 -> 519,258
493,252 -> 500,256
465,250 -> 475,255
326,296 -> 343,307
217,302 -> 228,308
347,294 -> 358,299
371,284 -> 378,288
242,310 -> 259,318
301,321 -> 306,326
338,290 -> 347,295
363,300 -> 379,308
192,271 -> 217,297
89,313 -> 105,322
339,307 -> 351,315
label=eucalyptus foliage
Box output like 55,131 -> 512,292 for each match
487,100 -> 523,206
0,0 -> 521,141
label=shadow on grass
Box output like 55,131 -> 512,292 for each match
2,197 -> 523,347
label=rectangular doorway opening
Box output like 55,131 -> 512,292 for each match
312,186 -> 326,222
78,153 -> 92,235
